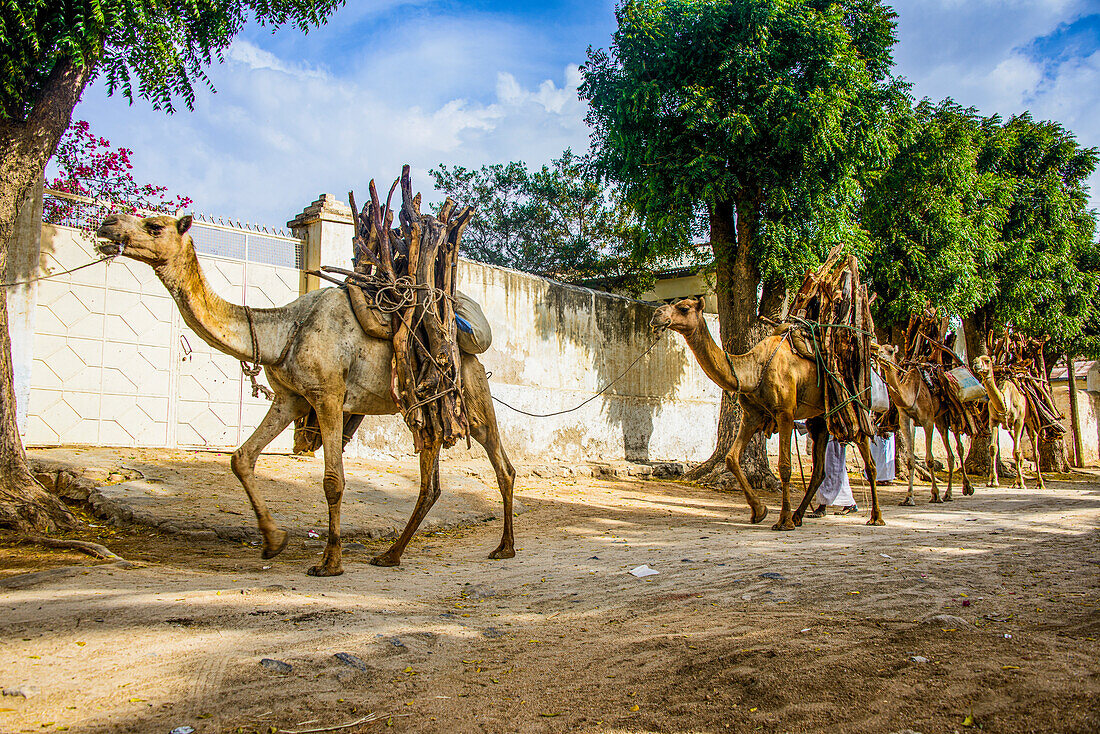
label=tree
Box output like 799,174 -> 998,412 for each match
581,0 -> 905,484
863,99 -> 1009,335
960,113 -> 1099,474
430,150 -> 654,287
0,1 -> 343,532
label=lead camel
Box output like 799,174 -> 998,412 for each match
95,212 -> 517,576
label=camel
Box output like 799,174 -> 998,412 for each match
95,213 -> 517,575
874,344 -> 972,504
971,355 -> 1043,490
650,297 -> 883,529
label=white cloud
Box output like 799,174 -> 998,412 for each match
73,37 -> 591,227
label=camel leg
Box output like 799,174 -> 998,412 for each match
465,362 -> 518,559
940,421 -> 954,502
1029,426 -> 1045,490
854,437 -> 884,526
925,421 -> 941,503
901,414 -> 915,506
307,396 -> 349,577
793,419 -> 830,525
988,423 -> 1000,488
1012,422 -> 1026,489
955,432 -> 973,496
371,445 -> 442,567
725,408 -> 769,524
230,393 -> 310,560
772,414 -> 796,531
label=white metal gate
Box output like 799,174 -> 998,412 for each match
27,198 -> 304,451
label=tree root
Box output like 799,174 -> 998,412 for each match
20,534 -> 124,561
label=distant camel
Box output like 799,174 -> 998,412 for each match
972,355 -> 1044,490
96,213 -> 517,576
650,297 -> 883,529
874,344 -> 972,504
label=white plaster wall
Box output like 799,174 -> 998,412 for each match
345,260 -> 722,464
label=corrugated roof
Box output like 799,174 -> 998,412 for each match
1049,359 -> 1096,381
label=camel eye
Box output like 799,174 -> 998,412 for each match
677,305 -> 689,313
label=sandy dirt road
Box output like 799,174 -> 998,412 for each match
1,469 -> 1098,734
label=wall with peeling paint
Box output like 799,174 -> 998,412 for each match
345,260 -> 723,465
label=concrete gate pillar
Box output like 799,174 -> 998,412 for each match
286,194 -> 355,452
287,193 -> 354,293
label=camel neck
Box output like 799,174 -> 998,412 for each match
981,372 -> 1009,413
684,319 -> 760,393
880,362 -> 920,410
154,242 -> 277,363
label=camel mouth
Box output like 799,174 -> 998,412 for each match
650,318 -> 671,335
95,239 -> 124,257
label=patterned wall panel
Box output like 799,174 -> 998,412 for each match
28,223 -> 303,452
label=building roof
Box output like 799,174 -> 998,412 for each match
1049,359 -> 1096,381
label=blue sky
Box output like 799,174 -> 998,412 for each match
72,1 -> 1100,229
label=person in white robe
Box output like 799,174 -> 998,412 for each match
808,436 -> 857,517
871,433 -> 896,483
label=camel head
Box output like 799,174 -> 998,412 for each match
972,355 -> 993,379
96,212 -> 193,266
873,342 -> 901,369
650,297 -> 706,337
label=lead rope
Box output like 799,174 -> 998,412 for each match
241,306 -> 276,401
489,336 -> 664,418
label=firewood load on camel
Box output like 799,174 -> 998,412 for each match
987,330 -> 1066,439
783,246 -> 879,444
896,305 -> 985,437
298,165 -> 491,454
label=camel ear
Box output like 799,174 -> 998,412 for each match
696,296 -> 705,312
177,215 -> 192,235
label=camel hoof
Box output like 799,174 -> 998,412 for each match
899,497 -> 915,507
929,496 -> 942,504
261,529 -> 289,559
987,482 -> 998,489
866,517 -> 886,527
306,563 -> 344,577
792,514 -> 803,527
489,547 -> 516,560
750,506 -> 768,524
963,487 -> 974,496
771,519 -> 797,531
370,554 -> 400,568
942,494 -> 953,503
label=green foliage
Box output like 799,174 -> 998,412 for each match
982,113 -> 1099,351
863,99 -> 1011,326
580,0 -> 906,287
0,0 -> 343,120
429,150 -> 661,288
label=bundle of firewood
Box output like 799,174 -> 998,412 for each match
316,166 -> 474,452
787,247 -> 876,443
988,331 -> 1065,436
900,306 -> 981,435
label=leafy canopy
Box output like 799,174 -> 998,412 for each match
581,0 -> 906,285
863,99 -> 1011,326
430,150 -> 657,287
0,0 -> 343,120
981,113 -> 1099,350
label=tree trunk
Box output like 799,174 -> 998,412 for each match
963,307 -> 994,476
0,58 -> 93,531
1038,432 -> 1069,473
684,197 -> 778,491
